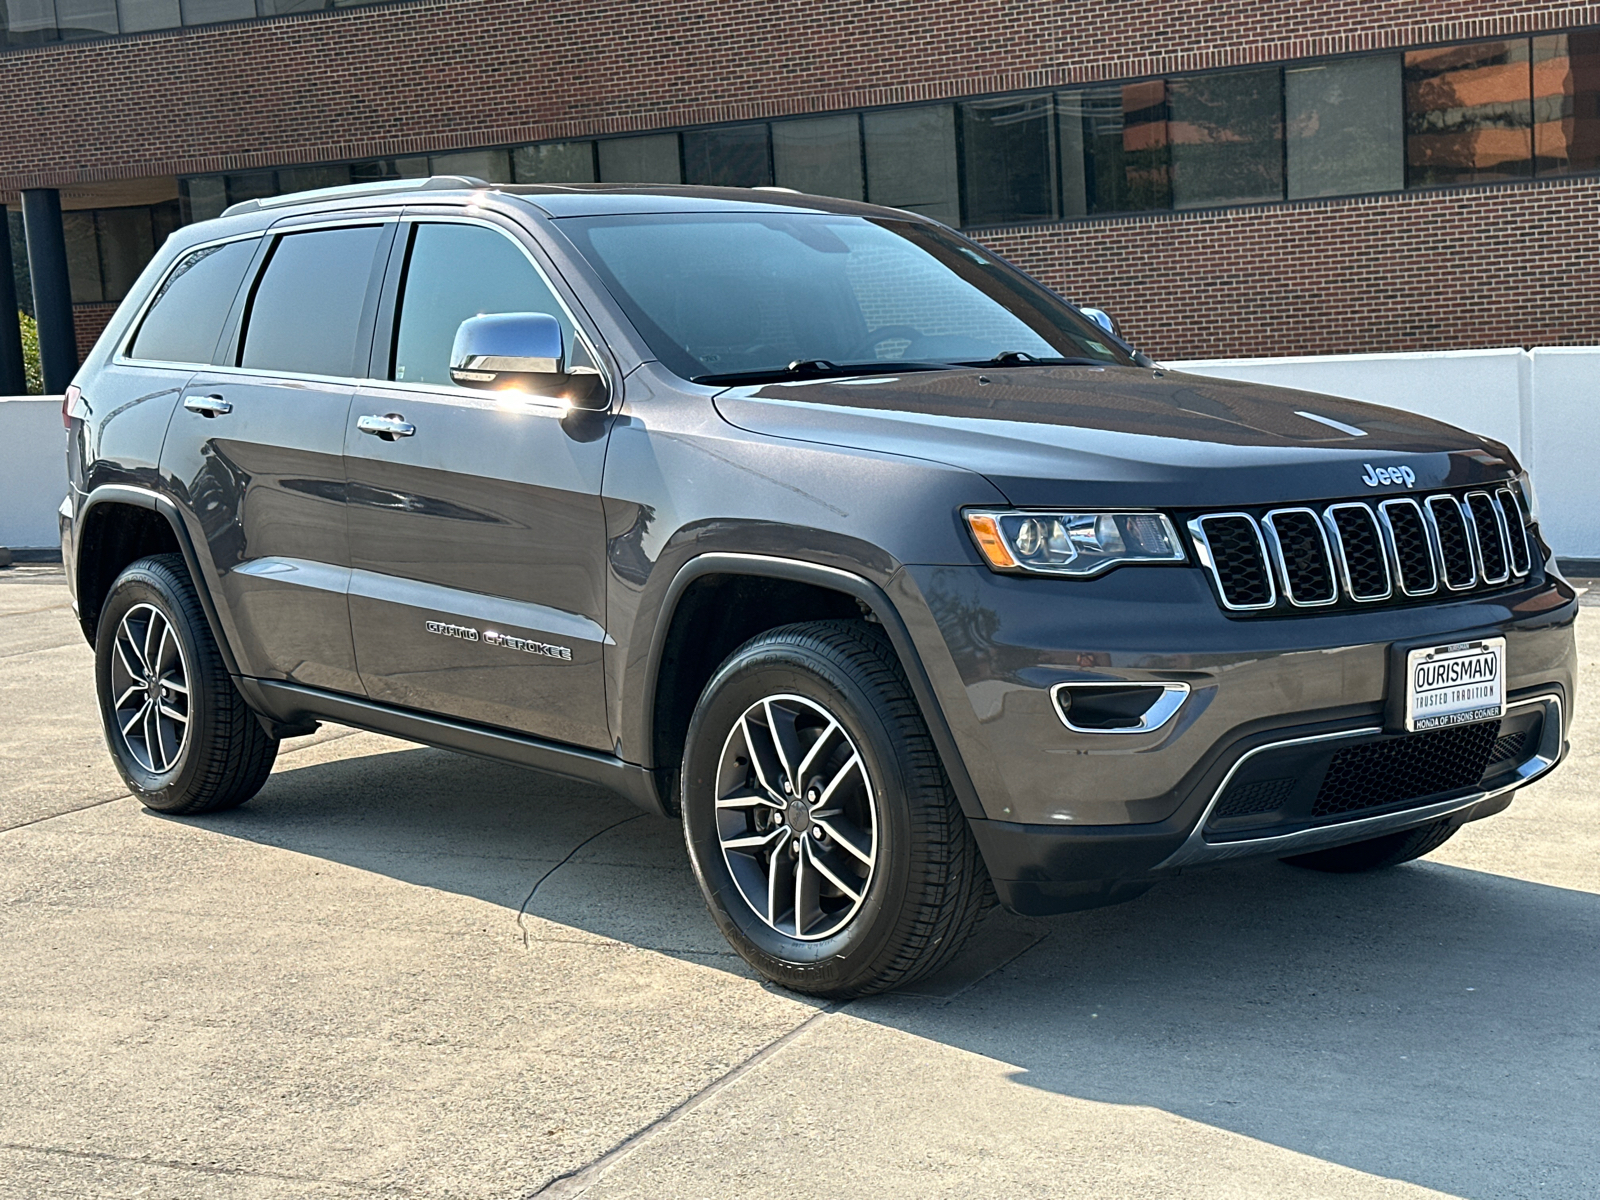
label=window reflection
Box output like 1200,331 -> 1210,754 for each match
863,105 -> 960,227
1534,31 -> 1600,175
1061,83 -> 1172,216
1405,40 -> 1533,184
682,125 -> 772,188
1168,68 -> 1284,207
1286,54 -> 1404,198
961,94 -> 1056,225
772,115 -> 864,200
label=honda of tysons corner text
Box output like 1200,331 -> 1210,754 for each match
59,178 -> 1577,997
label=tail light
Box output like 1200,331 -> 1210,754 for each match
62,384 -> 80,429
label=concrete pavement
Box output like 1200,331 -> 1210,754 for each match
2,565 -> 1596,1198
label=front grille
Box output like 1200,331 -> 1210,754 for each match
1312,721 -> 1501,817
1487,730 -> 1526,767
1190,486 -> 1536,616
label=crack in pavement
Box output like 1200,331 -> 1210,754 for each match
516,814 -> 645,948
0,1142 -> 420,1195
523,1003 -> 837,1199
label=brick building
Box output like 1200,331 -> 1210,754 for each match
1,0 -> 1597,391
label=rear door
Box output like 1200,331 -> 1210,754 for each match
162,217 -> 395,693
344,213 -> 613,749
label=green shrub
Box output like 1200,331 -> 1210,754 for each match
19,310 -> 41,394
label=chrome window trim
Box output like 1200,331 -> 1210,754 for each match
1049,680 -> 1191,735
1154,692 -> 1564,870
1322,501 -> 1392,602
1423,494 -> 1478,591
1376,496 -> 1440,597
1464,490 -> 1511,585
1188,513 -> 1277,612
1260,507 -> 1338,608
1493,486 -> 1531,578
112,229 -> 268,370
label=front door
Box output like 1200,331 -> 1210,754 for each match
162,220 -> 394,694
344,217 -> 613,750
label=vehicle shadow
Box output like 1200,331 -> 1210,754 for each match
186,739 -> 1600,1199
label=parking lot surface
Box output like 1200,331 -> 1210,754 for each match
2,564 -> 1597,1199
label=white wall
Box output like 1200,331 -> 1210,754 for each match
1171,348 -> 1599,559
0,397 -> 66,551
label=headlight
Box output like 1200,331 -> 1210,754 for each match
964,509 -> 1186,577
1515,471 -> 1540,525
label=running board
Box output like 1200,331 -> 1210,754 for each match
245,679 -> 669,818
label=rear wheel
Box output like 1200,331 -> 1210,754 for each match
1280,818 -> 1458,873
95,554 -> 278,814
680,620 -> 988,998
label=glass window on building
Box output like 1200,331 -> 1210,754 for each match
1286,55 -> 1405,198
278,164 -> 353,193
349,157 -> 430,184
961,94 -> 1056,226
116,0 -> 179,30
257,0 -> 324,13
3,0 -> 59,46
431,148 -> 512,182
1405,40 -> 1533,185
1167,68 -> 1284,207
597,134 -> 682,184
97,208 -> 155,301
1534,31 -> 1600,175
8,212 -> 32,317
63,211 -> 103,303
513,142 -> 597,184
56,0 -> 117,37
241,225 -> 386,377
682,125 -> 772,187
1063,83 -> 1172,215
863,105 -> 960,226
178,0 -> 251,23
772,115 -> 863,199
225,171 -> 278,206
181,177 -> 228,223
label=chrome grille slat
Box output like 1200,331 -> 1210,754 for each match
1495,487 -> 1532,577
1377,497 -> 1439,596
1189,484 -> 1536,615
1324,502 -> 1392,602
1261,508 -> 1338,607
1465,491 -> 1511,585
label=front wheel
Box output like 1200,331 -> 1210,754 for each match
680,620 -> 989,998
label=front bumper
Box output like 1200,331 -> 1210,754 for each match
892,561 -> 1578,915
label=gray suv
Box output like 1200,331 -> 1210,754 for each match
61,178 -> 1576,997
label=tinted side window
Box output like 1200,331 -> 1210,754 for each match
391,223 -> 573,387
240,225 -> 385,377
128,239 -> 257,364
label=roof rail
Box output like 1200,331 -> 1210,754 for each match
220,175 -> 490,218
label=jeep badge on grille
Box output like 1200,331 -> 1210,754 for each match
1361,463 -> 1416,488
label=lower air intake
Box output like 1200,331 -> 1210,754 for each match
1312,721 -> 1501,818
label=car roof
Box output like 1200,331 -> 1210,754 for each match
220,176 -> 926,223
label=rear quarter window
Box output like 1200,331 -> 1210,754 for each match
240,225 -> 387,378
127,239 -> 258,365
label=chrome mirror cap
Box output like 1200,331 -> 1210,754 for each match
1079,306 -> 1118,337
449,312 -> 565,388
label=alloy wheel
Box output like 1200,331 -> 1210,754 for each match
713,693 -> 879,940
109,602 -> 192,775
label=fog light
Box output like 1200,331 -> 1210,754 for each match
1052,682 -> 1190,734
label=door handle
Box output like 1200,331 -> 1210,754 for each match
183,394 -> 232,417
356,413 -> 416,441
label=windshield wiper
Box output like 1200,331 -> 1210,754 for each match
691,360 -> 956,386
951,351 -> 1108,368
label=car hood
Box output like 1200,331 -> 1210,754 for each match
713,364 -> 1519,508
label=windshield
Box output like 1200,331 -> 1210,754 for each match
557,212 -> 1134,383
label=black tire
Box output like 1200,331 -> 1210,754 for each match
1280,818 -> 1459,873
680,619 -> 989,998
95,554 -> 278,815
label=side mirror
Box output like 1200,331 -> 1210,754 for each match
449,313 -> 609,409
1079,306 -> 1118,338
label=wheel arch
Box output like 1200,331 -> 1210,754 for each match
646,553 -> 983,819
75,485 -> 240,677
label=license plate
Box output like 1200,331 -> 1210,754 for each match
1404,638 -> 1506,731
